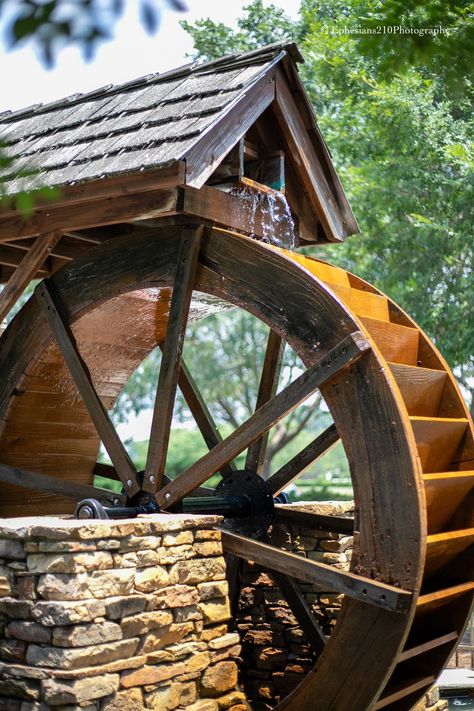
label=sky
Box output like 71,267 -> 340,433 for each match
0,0 -> 301,113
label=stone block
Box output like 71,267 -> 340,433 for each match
52,621 -> 122,647
32,600 -> 106,626
208,633 -> 240,651
210,645 -> 241,664
120,662 -> 186,688
159,545 -> 196,564
37,569 -> 134,600
27,552 -> 113,575
215,691 -> 247,709
0,677 -> 40,701
197,581 -> 228,601
194,542 -> 222,557
200,662 -> 238,697
184,651 -> 211,674
0,638 -> 27,663
201,624 -> 228,643
0,540 -> 25,560
118,536 -> 161,552
113,551 -> 160,569
0,566 -> 13,597
134,567 -> 169,593
0,598 -> 33,619
138,622 -> 195,654
173,605 -> 202,623
162,531 -> 194,546
104,596 -> 147,620
185,702 -> 219,711
7,621 -> 51,644
101,688 -> 144,710
151,585 -> 199,610
42,674 -> 119,704
143,683 -> 181,710
168,558 -> 226,585
121,611 -> 173,637
200,598 -> 231,625
194,530 -> 221,541
26,639 -> 138,670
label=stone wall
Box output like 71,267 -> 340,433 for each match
234,501 -> 353,709
0,514 -> 244,711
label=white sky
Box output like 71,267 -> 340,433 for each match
0,0 -> 301,113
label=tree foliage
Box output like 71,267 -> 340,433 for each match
0,0 -> 186,65
182,0 -> 474,408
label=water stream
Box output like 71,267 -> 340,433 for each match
231,183 -> 296,250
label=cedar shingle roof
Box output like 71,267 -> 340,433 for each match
0,44 -> 297,196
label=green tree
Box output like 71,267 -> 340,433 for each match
182,0 -> 474,412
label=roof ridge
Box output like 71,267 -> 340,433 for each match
0,43 -> 301,125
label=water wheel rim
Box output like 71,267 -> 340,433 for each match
0,225 -> 424,709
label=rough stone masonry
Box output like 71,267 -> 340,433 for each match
0,513 -> 245,711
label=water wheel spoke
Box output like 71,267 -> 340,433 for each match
273,505 -> 354,535
221,530 -> 412,613
0,461 -> 126,506
245,329 -> 285,474
156,331 -> 370,510
272,570 -> 327,655
267,423 -> 340,496
176,356 -> 236,478
35,281 -> 140,497
143,229 -> 203,493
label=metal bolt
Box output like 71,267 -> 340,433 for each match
113,498 -> 121,506
127,479 -> 132,488
149,475 -> 155,483
165,492 -> 171,500
77,505 -> 94,520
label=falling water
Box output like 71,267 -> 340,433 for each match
231,184 -> 296,250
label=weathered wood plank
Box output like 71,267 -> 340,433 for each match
245,329 -> 284,474
0,162 -> 185,222
155,332 -> 371,509
0,189 -> 180,241
274,69 -> 346,242
0,232 -> 61,323
0,461 -> 126,505
177,357 -> 235,478
274,506 -> 354,535
374,676 -> 436,709
272,570 -> 327,655
267,423 -> 339,495
398,631 -> 458,663
143,229 -> 203,493
220,530 -> 412,613
35,280 -> 140,496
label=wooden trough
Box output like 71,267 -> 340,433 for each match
0,43 -> 472,710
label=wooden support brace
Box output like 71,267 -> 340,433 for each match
0,231 -> 61,323
35,280 -> 140,497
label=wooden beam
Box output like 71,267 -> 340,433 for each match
180,183 -> 297,245
0,162 -> 185,219
0,232 -> 61,323
143,228 -> 203,494
155,332 -> 371,509
177,357 -> 236,478
0,461 -> 126,505
267,423 -> 340,495
221,530 -> 412,614
35,280 -> 140,497
274,68 -> 347,242
245,329 -> 284,473
272,570 -> 327,655
274,506 -> 355,535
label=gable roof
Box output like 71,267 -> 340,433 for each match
0,43 -> 358,242
0,44 -> 294,196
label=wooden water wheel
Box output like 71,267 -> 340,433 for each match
0,224 -> 472,710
